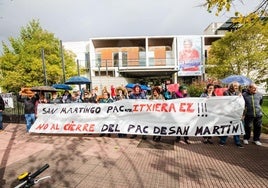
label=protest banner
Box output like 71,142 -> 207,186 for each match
30,96 -> 245,136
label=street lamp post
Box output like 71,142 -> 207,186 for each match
41,48 -> 48,86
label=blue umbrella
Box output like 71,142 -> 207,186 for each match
52,84 -> 72,90
65,76 -> 91,85
126,83 -> 151,90
221,75 -> 252,86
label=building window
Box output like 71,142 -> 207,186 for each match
139,51 -> 146,66
148,51 -> 155,66
113,52 -> 119,67
166,51 -> 173,66
122,52 -> 128,67
96,53 -> 101,67
94,71 -> 114,77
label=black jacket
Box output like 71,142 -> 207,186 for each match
0,95 -> 5,111
18,95 -> 39,114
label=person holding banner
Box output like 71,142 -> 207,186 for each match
200,83 -> 216,144
115,86 -> 128,101
150,86 -> 165,142
82,91 -> 92,103
99,90 -> 114,137
18,91 -> 39,132
89,87 -> 98,103
61,90 -> 72,103
174,85 -> 190,144
129,84 -> 147,100
0,94 -> 5,131
50,91 -> 62,104
129,84 -> 147,139
219,82 -> 244,148
71,91 -> 83,103
243,83 -> 263,146
115,86 -> 128,138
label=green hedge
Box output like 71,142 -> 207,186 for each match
262,96 -> 268,134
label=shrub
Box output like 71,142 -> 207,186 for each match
187,81 -> 207,97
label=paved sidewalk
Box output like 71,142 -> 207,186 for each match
0,123 -> 268,188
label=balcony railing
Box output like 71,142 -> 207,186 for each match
92,58 -> 177,69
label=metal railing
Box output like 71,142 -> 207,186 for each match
92,58 -> 177,69
3,94 -> 25,123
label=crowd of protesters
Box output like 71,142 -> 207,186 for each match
16,80 -> 264,148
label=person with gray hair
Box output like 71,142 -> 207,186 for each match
219,81 -> 244,148
242,83 -> 263,146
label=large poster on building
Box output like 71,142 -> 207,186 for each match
177,36 -> 202,76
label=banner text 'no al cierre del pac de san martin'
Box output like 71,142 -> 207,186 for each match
30,96 -> 245,137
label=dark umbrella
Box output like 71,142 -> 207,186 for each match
125,83 -> 151,91
65,76 -> 91,85
221,75 -> 252,86
31,86 -> 57,92
52,84 -> 72,90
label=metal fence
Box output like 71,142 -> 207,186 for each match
3,94 -> 25,123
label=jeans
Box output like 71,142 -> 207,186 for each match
220,135 -> 241,145
0,111 -> 3,130
25,113 -> 36,132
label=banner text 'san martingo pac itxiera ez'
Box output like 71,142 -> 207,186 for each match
30,96 -> 245,137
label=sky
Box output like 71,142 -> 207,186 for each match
0,0 -> 261,52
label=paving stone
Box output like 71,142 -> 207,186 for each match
1,123 -> 268,188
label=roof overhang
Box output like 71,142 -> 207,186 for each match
91,37 -> 174,48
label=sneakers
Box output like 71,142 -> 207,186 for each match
243,140 -> 249,145
254,141 -> 262,146
243,140 -> 262,146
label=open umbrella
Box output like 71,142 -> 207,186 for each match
65,76 -> 91,85
31,86 -> 57,92
52,84 -> 72,90
221,75 -> 252,86
125,83 -> 151,91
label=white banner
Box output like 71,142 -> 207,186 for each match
30,96 -> 245,136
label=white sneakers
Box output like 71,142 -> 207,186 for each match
243,139 -> 262,146
243,140 -> 249,145
254,141 -> 262,146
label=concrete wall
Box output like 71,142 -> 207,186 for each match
90,76 -> 134,95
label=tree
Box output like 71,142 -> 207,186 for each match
206,20 -> 268,83
0,20 -> 77,92
203,0 -> 268,22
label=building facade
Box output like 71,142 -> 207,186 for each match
63,24 -> 224,92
